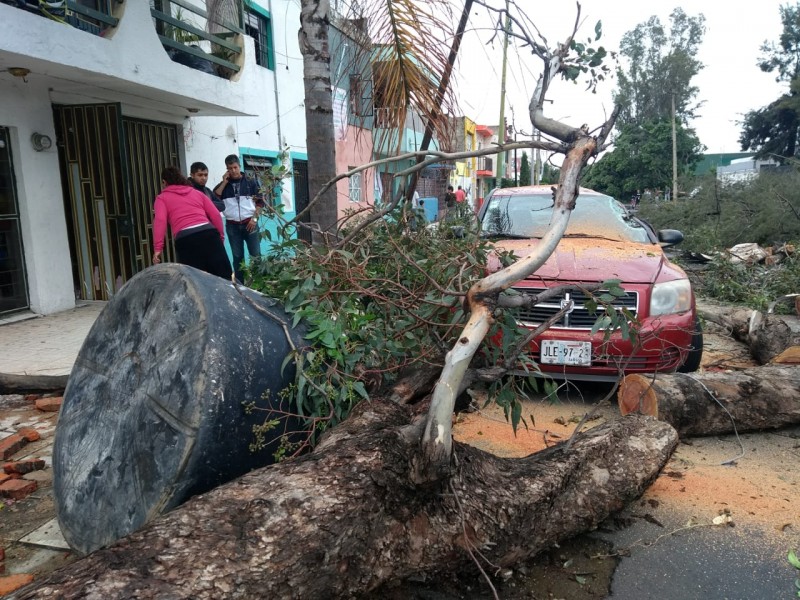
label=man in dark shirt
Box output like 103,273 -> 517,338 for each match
189,162 -> 224,211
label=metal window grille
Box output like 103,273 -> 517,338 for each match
348,170 -> 362,203
244,9 -> 272,69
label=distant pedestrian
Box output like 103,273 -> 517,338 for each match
444,185 -> 456,207
443,185 -> 456,220
213,155 -> 263,283
455,185 -> 466,204
152,166 -> 232,281
189,161 -> 225,211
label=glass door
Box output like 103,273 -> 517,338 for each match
0,127 -> 29,314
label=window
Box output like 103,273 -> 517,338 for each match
245,7 -> 274,70
349,74 -> 364,117
348,168 -> 361,203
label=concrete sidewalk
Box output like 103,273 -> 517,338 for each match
0,302 -> 105,378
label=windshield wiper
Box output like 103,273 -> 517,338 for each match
481,232 -> 537,240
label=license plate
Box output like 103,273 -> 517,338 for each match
540,341 -> 592,366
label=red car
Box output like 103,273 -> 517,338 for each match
479,186 -> 702,381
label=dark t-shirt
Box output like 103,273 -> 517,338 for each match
445,192 -> 456,207
191,181 -> 224,211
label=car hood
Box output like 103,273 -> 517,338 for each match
487,237 -> 686,284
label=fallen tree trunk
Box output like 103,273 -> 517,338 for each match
697,302 -> 800,364
19,402 -> 677,599
696,302 -> 755,343
618,365 -> 800,437
0,372 -> 68,394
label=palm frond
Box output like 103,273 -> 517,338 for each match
338,0 -> 460,154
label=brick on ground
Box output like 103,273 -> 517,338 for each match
0,434 -> 27,461
4,459 -> 45,475
34,397 -> 62,412
16,427 -> 40,442
0,479 -> 37,501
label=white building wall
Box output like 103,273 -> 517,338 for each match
0,79 -> 74,314
183,0 -> 307,209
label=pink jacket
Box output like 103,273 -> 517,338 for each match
153,185 -> 225,252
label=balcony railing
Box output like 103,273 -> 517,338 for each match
5,0 -> 121,36
477,156 -> 493,173
151,0 -> 244,79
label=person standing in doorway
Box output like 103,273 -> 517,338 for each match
213,154 -> 263,284
189,161 -> 225,211
152,166 -> 232,280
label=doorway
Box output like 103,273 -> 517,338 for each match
53,104 -> 179,300
0,127 -> 29,314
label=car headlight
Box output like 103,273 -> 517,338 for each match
650,279 -> 692,316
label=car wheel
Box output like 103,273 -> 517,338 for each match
677,316 -> 703,373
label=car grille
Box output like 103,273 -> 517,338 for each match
510,287 -> 639,329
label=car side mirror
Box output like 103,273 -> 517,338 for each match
657,229 -> 684,247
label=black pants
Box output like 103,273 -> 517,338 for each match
175,229 -> 233,281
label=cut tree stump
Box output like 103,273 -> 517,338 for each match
53,264 -> 307,555
618,365 -> 800,436
18,401 -> 677,599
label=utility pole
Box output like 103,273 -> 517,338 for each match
672,93 -> 678,202
496,0 -> 510,187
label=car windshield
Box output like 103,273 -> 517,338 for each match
480,193 -> 651,243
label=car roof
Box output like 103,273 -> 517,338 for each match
489,185 -> 608,197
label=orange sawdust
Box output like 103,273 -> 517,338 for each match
454,398 -> 799,539
453,401 -> 609,458
645,466 -> 798,530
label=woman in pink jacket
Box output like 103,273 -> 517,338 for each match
153,166 -> 233,280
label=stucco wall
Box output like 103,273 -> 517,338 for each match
0,79 -> 75,315
335,125 -> 375,216
0,1 -> 251,116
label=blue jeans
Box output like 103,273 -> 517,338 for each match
226,221 -> 261,283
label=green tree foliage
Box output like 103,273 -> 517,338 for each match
540,162 -> 561,185
757,3 -> 800,83
637,170 -> 800,311
740,3 -> 800,161
614,8 -> 706,128
581,119 -> 704,200
246,211 -> 530,440
519,152 -> 531,186
583,8 -> 705,199
638,169 -> 800,251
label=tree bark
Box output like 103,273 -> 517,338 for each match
698,302 -> 800,364
299,0 -> 338,243
20,402 -> 677,599
618,365 -> 800,437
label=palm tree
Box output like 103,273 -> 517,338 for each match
298,0 -> 461,244
299,0 -> 339,245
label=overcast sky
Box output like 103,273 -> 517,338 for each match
453,0 -> 789,155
